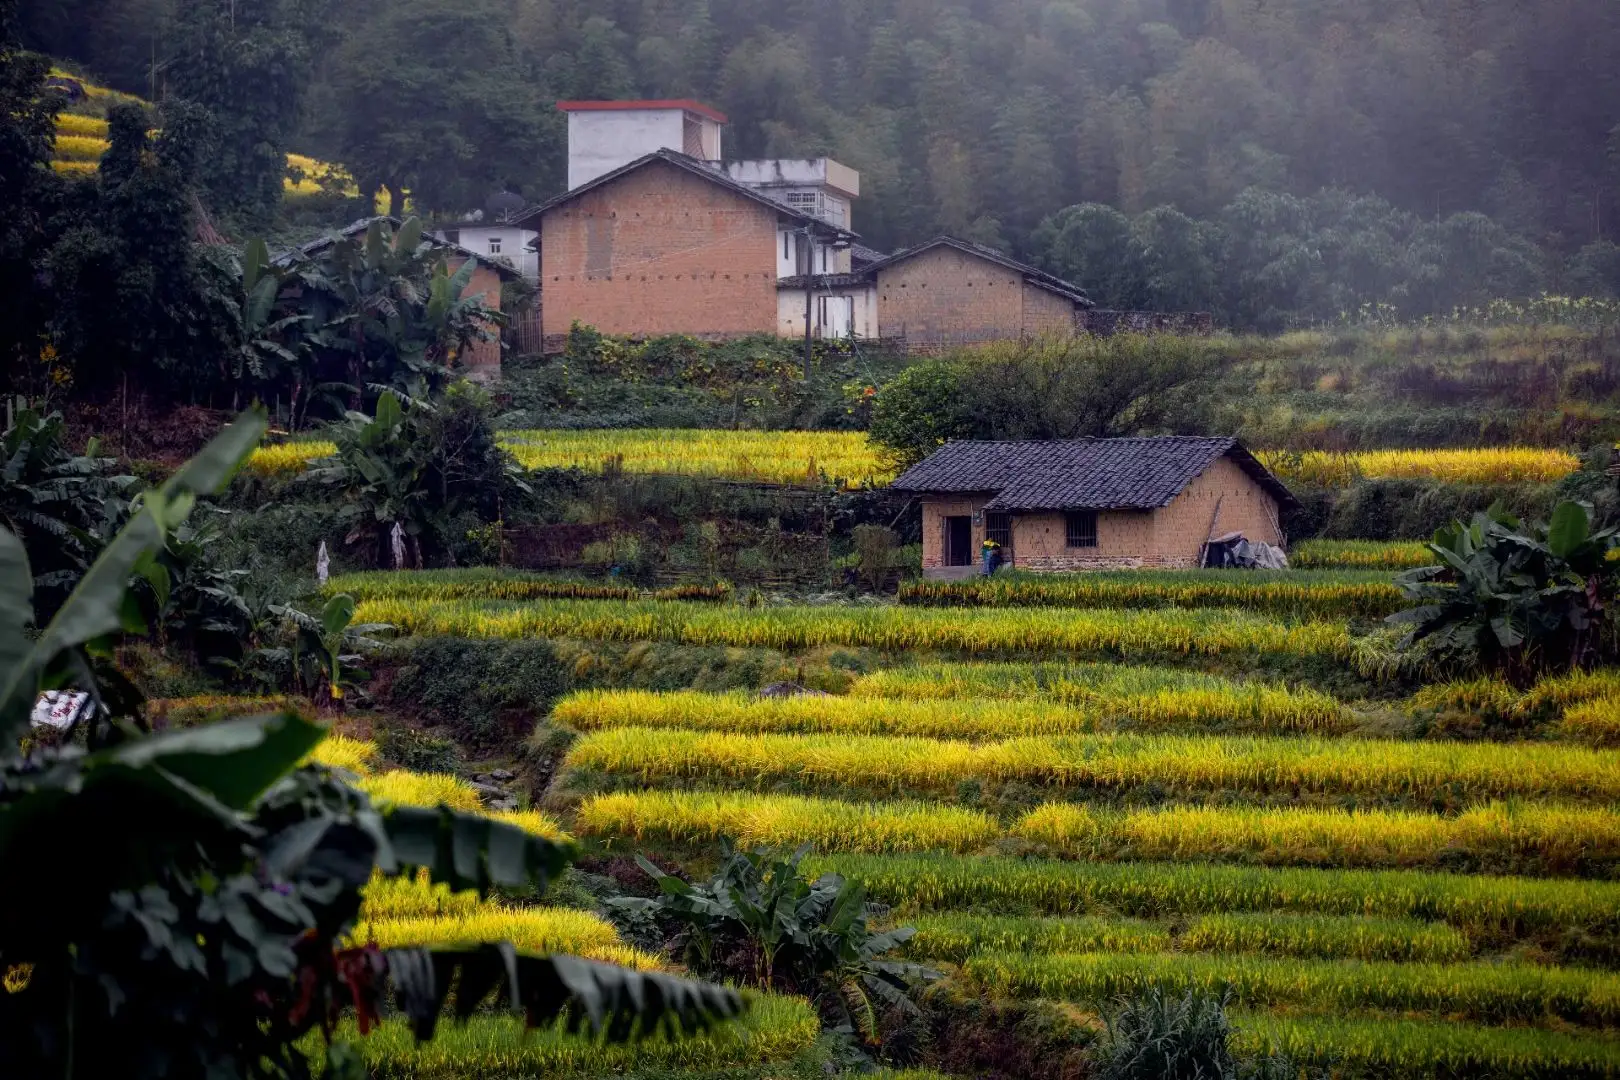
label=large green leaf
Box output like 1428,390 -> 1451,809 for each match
380,805 -> 576,893
384,946 -> 745,1042
1547,501 -> 1590,560
243,237 -> 270,294
0,528 -> 33,712
104,711 -> 326,811
0,412 -> 267,743
321,593 -> 356,638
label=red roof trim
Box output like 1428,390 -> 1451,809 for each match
556,99 -> 728,124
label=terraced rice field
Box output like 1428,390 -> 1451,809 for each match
246,428 -> 891,488
295,731 -> 820,1074
344,561 -> 1620,1075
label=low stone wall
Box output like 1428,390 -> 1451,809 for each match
1014,553 -> 1200,572
1079,310 -> 1215,336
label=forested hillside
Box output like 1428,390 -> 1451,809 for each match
24,0 -> 1620,325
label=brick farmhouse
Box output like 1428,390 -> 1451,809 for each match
891,437 -> 1296,577
530,148 -> 858,348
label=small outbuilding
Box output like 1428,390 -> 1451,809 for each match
890,436 -> 1296,578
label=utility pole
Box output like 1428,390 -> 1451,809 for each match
801,223 -> 814,380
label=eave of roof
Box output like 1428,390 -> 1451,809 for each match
557,99 -> 728,124
272,215 -> 524,279
777,273 -> 870,289
867,236 -> 1093,307
890,436 -> 1297,512
527,149 -> 858,242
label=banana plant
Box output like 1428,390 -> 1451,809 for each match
1390,500 -> 1620,681
0,412 -> 743,1079
233,237 -> 310,400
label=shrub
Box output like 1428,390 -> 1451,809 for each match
387,637 -> 569,746
1093,986 -> 1239,1080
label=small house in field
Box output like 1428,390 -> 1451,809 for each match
891,436 -> 1296,578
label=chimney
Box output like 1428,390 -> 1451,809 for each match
558,100 -> 726,190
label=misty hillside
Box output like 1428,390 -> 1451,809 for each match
27,1 -> 1620,258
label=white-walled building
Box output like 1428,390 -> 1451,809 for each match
559,99 -> 725,190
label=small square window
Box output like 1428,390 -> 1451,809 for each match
1066,511 -> 1097,549
986,513 -> 1012,547
488,237 -> 503,255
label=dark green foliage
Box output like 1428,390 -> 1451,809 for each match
0,398 -> 136,619
0,408 -> 742,1079
0,9 -> 57,380
1391,501 -> 1620,682
169,0 -> 330,225
284,218 -> 505,417
308,386 -> 527,567
504,333 -> 907,432
869,336 -> 1228,466
387,637 -> 568,746
1096,986 -> 1238,1080
612,842 -> 936,1041
314,0 -> 554,215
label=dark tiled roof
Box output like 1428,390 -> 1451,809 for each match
850,243 -> 888,269
867,236 -> 1094,307
890,437 -> 1296,510
525,149 -> 858,242
271,216 -> 524,279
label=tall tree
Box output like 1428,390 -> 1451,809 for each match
323,0 -> 550,216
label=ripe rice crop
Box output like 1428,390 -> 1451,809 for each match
803,853 -> 1620,937
963,950 -> 1620,1025
560,723 -> 1620,803
349,993 -> 820,1078
1231,1011 -> 1620,1078
53,134 -> 108,161
303,733 -> 379,774
49,159 -> 95,176
1519,668 -> 1620,719
358,770 -> 484,812
363,597 -> 1351,660
321,568 -> 731,604
907,911 -> 1468,964
898,570 -> 1403,620
500,428 -> 892,489
847,662 -> 1349,733
1012,801 -> 1620,874
360,870 -> 483,922
575,790 -> 999,854
1562,698 -> 1620,747
244,440 -> 336,477
1181,912 -> 1471,963
353,908 -> 659,968
906,914 -> 1171,962
54,113 -> 109,138
1288,539 -> 1434,570
1257,447 -> 1582,487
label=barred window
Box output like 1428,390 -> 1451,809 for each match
986,512 -> 1012,547
1066,511 -> 1097,549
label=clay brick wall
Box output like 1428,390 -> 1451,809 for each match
448,257 -> 504,379
1022,283 -> 1079,337
920,495 -> 990,570
1010,510 -> 1160,571
541,160 -> 780,341
878,248 -> 1027,346
1152,456 -> 1285,561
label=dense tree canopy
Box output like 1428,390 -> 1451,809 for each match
19,0 -> 1620,326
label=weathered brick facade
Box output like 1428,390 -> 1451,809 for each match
875,245 -> 1087,347
540,159 -> 781,341
450,258 -> 505,379
918,457 -> 1285,574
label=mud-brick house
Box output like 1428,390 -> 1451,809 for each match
891,436 -> 1296,578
